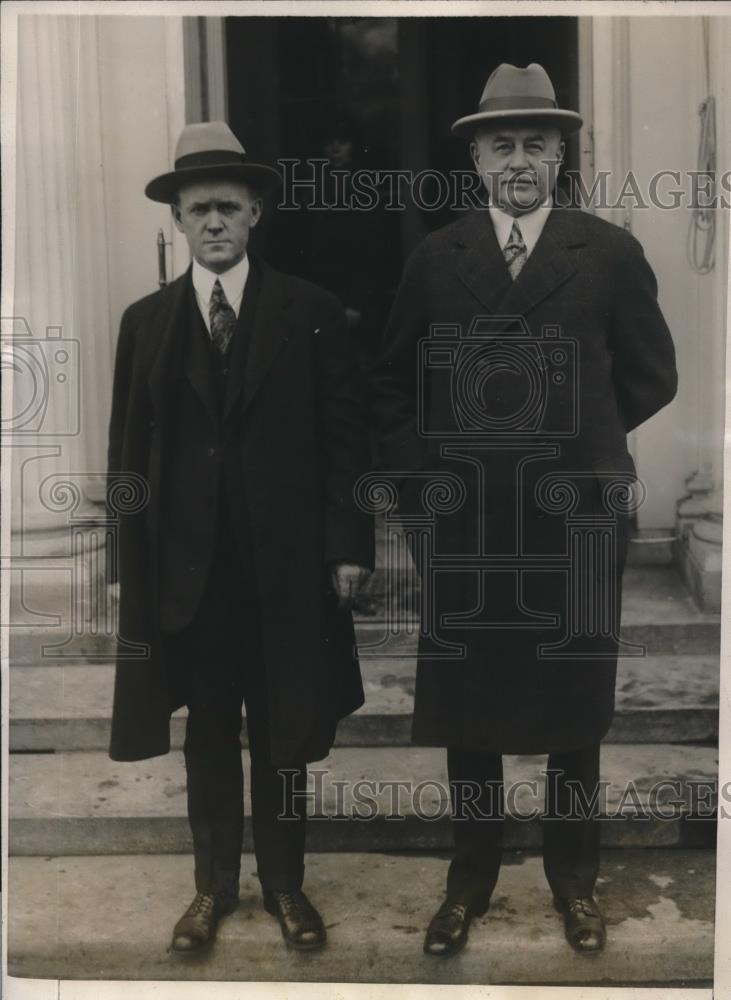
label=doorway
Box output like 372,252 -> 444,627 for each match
224,15 -> 580,350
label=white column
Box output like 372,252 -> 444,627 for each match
10,15 -> 112,543
7,13 -> 187,642
592,16 -> 726,540
590,16 -> 632,232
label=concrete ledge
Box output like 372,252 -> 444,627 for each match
625,529 -> 675,566
9,744 -> 718,855
8,565 -> 721,664
674,535 -> 722,615
6,850 -> 715,984
9,654 -> 721,750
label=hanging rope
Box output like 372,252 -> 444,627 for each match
687,19 -> 716,274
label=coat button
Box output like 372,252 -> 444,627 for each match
207,447 -> 216,457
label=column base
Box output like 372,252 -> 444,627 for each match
673,516 -> 722,613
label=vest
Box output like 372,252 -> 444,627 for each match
157,263 -> 261,632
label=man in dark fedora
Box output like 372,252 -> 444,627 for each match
371,64 -> 677,956
107,121 -> 373,954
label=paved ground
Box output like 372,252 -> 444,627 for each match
6,849 -> 715,984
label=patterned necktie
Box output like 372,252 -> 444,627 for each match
209,279 -> 236,355
503,220 -> 528,280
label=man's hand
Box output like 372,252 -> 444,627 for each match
330,562 -> 371,610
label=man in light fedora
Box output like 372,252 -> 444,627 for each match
371,63 -> 677,956
107,121 -> 373,954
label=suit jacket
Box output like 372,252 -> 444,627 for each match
370,205 -> 677,753
107,258 -> 374,765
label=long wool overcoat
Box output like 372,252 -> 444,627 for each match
107,259 -> 374,766
371,205 -> 678,754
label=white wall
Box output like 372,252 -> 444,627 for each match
628,16 -> 725,528
591,15 -> 728,529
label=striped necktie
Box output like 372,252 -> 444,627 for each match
209,279 -> 237,355
503,221 -> 528,280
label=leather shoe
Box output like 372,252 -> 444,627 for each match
553,895 -> 606,953
263,888 -> 326,951
423,897 -> 488,957
171,891 -> 238,953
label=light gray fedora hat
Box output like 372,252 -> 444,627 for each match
451,63 -> 583,138
145,121 -> 280,203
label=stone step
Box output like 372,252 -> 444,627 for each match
355,564 -> 721,654
9,653 -> 720,751
10,565 -> 720,665
9,744 -> 717,856
6,849 -> 715,984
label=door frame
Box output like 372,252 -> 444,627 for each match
183,16 -> 228,122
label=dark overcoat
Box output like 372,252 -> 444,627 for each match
371,205 -> 678,754
107,259 -> 374,766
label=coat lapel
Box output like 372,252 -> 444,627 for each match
240,262 -> 294,414
183,284 -> 218,426
146,268 -> 192,416
454,204 -> 586,321
455,208 -> 514,313
223,259 -> 262,419
498,206 -> 585,317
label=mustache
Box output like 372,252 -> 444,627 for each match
502,173 -> 538,184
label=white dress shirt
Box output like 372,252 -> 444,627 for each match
489,200 -> 553,259
192,255 -> 250,335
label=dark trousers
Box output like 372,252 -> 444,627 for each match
162,518 -> 307,903
446,744 -> 601,908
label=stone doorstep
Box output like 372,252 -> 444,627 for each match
675,534 -> 722,615
8,564 -> 723,665
9,708 -> 722,754
8,618 -> 721,665
9,654 -> 721,751
5,850 -> 715,984
357,563 -> 714,622
8,744 -> 718,856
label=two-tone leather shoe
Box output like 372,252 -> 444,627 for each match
553,895 -> 606,953
423,897 -> 489,957
263,888 -> 326,951
171,891 -> 238,954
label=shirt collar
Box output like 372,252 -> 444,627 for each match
192,254 -> 250,311
488,200 -> 553,257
